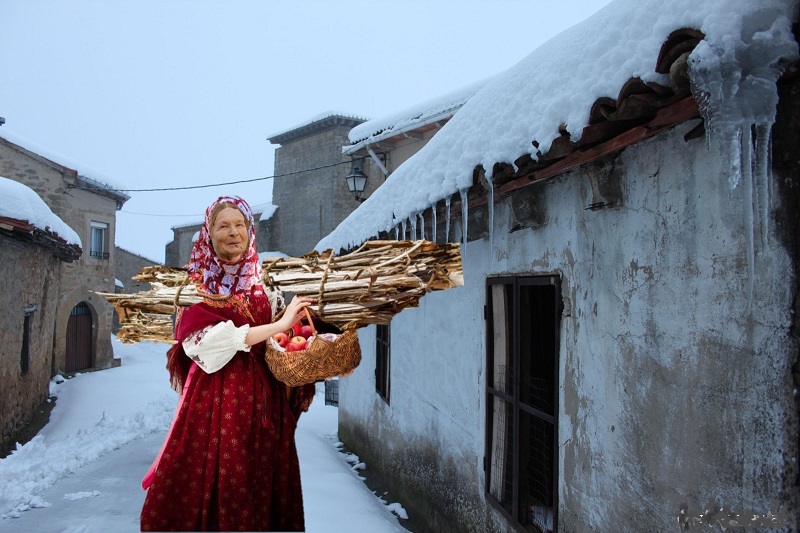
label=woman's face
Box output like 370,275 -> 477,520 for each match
211,207 -> 249,262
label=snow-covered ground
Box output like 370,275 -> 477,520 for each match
0,338 -> 409,532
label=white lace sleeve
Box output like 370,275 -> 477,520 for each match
182,320 -> 251,374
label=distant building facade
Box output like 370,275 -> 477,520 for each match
267,114 -> 370,257
0,134 -> 129,375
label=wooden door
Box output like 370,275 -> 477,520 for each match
66,302 -> 93,372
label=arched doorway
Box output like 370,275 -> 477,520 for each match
66,302 -> 93,372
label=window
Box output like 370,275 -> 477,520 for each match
485,276 -> 561,533
376,323 -> 391,403
90,221 -> 109,259
20,309 -> 34,375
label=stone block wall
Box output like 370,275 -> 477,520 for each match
0,236 -> 62,454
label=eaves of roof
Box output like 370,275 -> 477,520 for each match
74,174 -> 131,206
0,215 -> 82,262
342,108 -> 457,156
268,115 -> 366,145
444,25 -> 800,213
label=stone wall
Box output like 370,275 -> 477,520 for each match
0,235 -> 62,454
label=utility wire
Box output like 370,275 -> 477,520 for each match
121,202 -> 276,218
109,158 -> 364,193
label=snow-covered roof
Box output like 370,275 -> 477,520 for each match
344,77 -> 492,153
252,203 -> 278,221
267,112 -> 366,145
317,0 -> 799,252
0,176 -> 82,247
171,217 -> 204,230
0,130 -> 130,199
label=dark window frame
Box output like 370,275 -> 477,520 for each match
376,323 -> 391,404
485,275 -> 561,533
20,309 -> 34,375
90,221 -> 110,260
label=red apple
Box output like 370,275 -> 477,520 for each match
285,341 -> 301,352
292,322 -> 303,337
290,336 -> 307,350
271,332 -> 289,348
300,325 -> 314,338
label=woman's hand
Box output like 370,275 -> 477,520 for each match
277,296 -> 315,332
244,296 -> 315,347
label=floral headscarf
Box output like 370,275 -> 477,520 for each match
187,195 -> 262,296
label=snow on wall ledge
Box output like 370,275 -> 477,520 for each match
316,0 -> 799,253
0,176 -> 82,246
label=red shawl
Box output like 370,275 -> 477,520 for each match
140,282 -> 314,531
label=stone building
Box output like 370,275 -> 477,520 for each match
0,179 -> 81,455
0,133 -> 129,375
318,4 -> 800,532
266,114 -> 372,258
342,79 -> 488,193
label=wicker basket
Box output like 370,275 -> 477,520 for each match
264,308 -> 362,387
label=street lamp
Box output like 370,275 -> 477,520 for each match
345,160 -> 368,203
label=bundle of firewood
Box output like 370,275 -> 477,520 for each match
98,239 -> 463,344
263,240 -> 463,329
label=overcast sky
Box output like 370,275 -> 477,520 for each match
0,0 -> 613,263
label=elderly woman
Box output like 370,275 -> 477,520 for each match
140,195 -> 315,532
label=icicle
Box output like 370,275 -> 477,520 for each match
727,129 -> 743,189
486,173 -> 495,253
445,195 -> 451,243
410,215 -> 417,240
419,212 -> 425,241
431,203 -> 437,243
394,225 -> 399,241
400,219 -> 407,241
753,123 -> 771,249
740,126 -> 755,309
459,188 -> 469,253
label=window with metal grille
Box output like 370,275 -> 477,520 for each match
20,309 -> 33,375
376,323 -> 390,404
485,275 -> 561,533
90,221 -> 109,259
325,379 -> 339,406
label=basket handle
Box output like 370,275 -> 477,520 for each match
302,307 -> 317,336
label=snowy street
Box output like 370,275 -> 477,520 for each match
0,338 -> 410,533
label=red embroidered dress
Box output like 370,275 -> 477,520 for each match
140,197 -> 314,532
